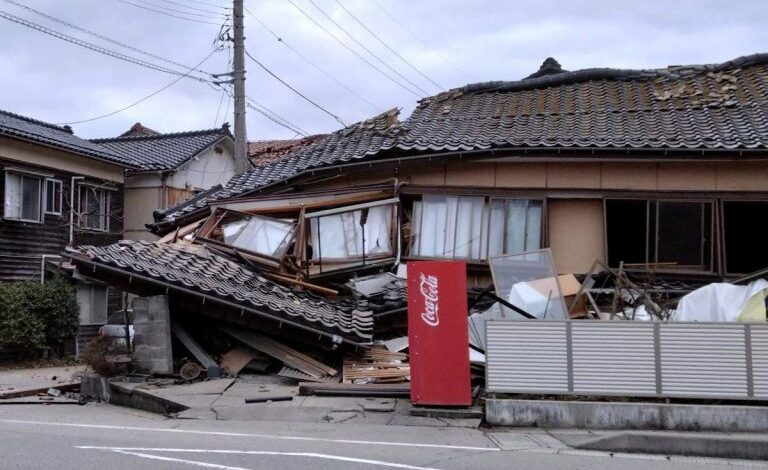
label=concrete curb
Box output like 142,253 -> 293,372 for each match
486,398 -> 768,432
574,431 -> 768,460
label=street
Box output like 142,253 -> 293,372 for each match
0,403 -> 761,470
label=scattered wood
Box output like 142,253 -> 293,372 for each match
298,381 -> 410,397
277,366 -> 340,383
221,326 -> 337,379
0,382 -> 79,400
343,345 -> 409,384
172,322 -> 218,371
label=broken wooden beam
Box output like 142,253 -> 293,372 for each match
0,382 -> 80,400
172,321 -> 222,378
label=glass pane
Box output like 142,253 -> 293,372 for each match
231,216 -> 295,258
487,200 -> 506,258
524,200 -> 543,250
310,205 -> 392,260
21,175 -> 41,221
489,249 -> 568,320
505,199 -> 529,254
415,195 -> 449,257
451,197 -> 484,259
4,173 -> 21,218
45,180 -> 61,213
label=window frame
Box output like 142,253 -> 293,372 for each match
604,197 -> 716,274
44,178 -> 63,216
3,170 -> 45,223
77,184 -> 111,232
408,194 -> 545,262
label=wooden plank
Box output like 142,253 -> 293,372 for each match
298,381 -> 410,397
219,347 -> 257,375
172,321 -> 218,369
277,366 -> 340,383
220,326 -> 336,378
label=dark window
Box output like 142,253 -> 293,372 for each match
45,179 -> 62,215
606,199 -> 713,271
723,201 -> 768,274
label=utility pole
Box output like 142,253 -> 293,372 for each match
232,0 -> 249,174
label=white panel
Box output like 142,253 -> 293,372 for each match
486,321 -> 568,393
660,323 -> 747,398
752,325 -> 768,399
572,322 -> 656,395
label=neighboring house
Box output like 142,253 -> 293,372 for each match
152,53 -> 768,279
92,123 -> 237,240
0,109 -> 137,345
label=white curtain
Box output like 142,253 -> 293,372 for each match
310,205 -> 393,260
4,173 -> 21,219
414,195 -> 484,258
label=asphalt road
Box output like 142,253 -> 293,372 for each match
0,403 -> 757,470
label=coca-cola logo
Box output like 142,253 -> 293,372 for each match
419,273 -> 439,326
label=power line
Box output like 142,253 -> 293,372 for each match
115,0 -> 225,25
0,9 -> 211,81
245,48 -> 346,126
154,0 -> 228,16
245,96 -> 309,136
333,0 -> 443,91
58,49 -> 220,125
126,0 -> 228,20
370,0 -> 470,80
305,0 -> 429,96
184,0 -> 229,10
244,6 -> 381,113
284,0 -> 420,97
1,0 -> 213,77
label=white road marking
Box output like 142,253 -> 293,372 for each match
109,450 -> 252,470
0,419 -> 498,451
83,446 -> 442,470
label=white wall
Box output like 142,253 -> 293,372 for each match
166,139 -> 235,191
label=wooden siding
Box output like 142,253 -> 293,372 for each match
0,159 -> 124,281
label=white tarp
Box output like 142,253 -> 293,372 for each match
672,279 -> 768,322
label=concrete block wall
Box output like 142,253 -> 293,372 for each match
132,295 -> 173,374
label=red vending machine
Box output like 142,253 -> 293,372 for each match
407,261 -> 471,406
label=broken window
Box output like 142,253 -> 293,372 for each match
723,201 -> 768,274
308,203 -> 394,261
606,199 -> 713,271
223,216 -> 295,259
411,195 -> 542,261
197,209 -> 297,261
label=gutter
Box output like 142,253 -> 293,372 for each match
70,256 -> 368,348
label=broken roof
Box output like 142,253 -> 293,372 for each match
92,124 -> 233,171
0,109 -> 137,168
72,240 -> 374,343
249,134 -> 328,167
155,53 -> 768,225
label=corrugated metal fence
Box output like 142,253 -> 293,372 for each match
486,321 -> 768,400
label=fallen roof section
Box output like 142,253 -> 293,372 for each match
71,240 -> 374,343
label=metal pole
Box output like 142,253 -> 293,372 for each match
232,0 -> 249,174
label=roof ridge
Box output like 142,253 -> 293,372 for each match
0,108 -> 73,134
91,125 -> 230,143
449,52 -> 768,96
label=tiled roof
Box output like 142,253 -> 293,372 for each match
0,109 -> 136,168
249,134 -> 328,167
92,125 -> 232,171
119,122 -> 160,137
73,240 -> 374,342
156,53 -> 768,224
154,109 -> 401,222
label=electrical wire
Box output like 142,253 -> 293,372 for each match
58,49 -> 220,125
0,9 -> 212,81
1,0 -> 214,77
370,0 -> 470,80
284,0 -> 421,97
154,0 -> 228,16
244,6 -> 382,112
127,0 -> 228,19
305,0 -> 429,96
115,0 -> 225,25
184,0 -> 229,9
246,97 -> 309,136
245,48 -> 346,126
333,0 -> 443,91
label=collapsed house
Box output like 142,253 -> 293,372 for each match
67,54 -> 768,387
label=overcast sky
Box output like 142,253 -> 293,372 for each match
1,0 -> 766,141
